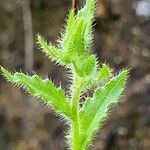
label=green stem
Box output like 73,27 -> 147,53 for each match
71,76 -> 81,150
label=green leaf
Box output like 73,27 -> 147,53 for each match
37,35 -> 69,65
77,0 -> 95,20
63,18 -> 87,58
59,10 -> 75,50
73,55 -> 96,77
79,70 -> 128,149
84,0 -> 95,14
77,0 -> 95,50
81,55 -> 96,76
70,18 -> 87,55
58,0 -> 95,64
0,66 -> 71,118
98,64 -> 112,81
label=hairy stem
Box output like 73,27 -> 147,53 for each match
71,76 -> 81,150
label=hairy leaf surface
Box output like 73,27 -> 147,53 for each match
98,64 -> 112,81
79,70 -> 128,149
37,35 -> 68,65
1,67 -> 71,118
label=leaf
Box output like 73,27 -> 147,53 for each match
73,55 -> 96,77
37,35 -> 69,65
60,11 -> 87,57
0,66 -> 71,118
77,0 -> 95,50
79,70 -> 128,149
98,64 -> 112,81
58,0 -> 95,64
59,10 -> 75,50
70,18 -> 87,55
63,18 -> 87,59
77,0 -> 95,20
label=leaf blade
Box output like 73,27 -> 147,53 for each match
37,35 -> 68,65
98,64 -> 112,81
79,70 -> 128,149
1,66 -> 71,118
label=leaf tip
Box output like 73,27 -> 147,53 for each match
0,66 -> 13,81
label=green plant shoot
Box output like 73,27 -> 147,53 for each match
0,0 -> 128,149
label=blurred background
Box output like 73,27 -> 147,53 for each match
0,0 -> 150,149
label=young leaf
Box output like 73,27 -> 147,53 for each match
73,55 -> 96,77
77,0 -> 95,50
79,70 -> 128,149
0,66 -> 71,118
37,35 -> 69,65
59,0 -> 95,64
98,64 -> 112,81
59,10 -> 75,50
